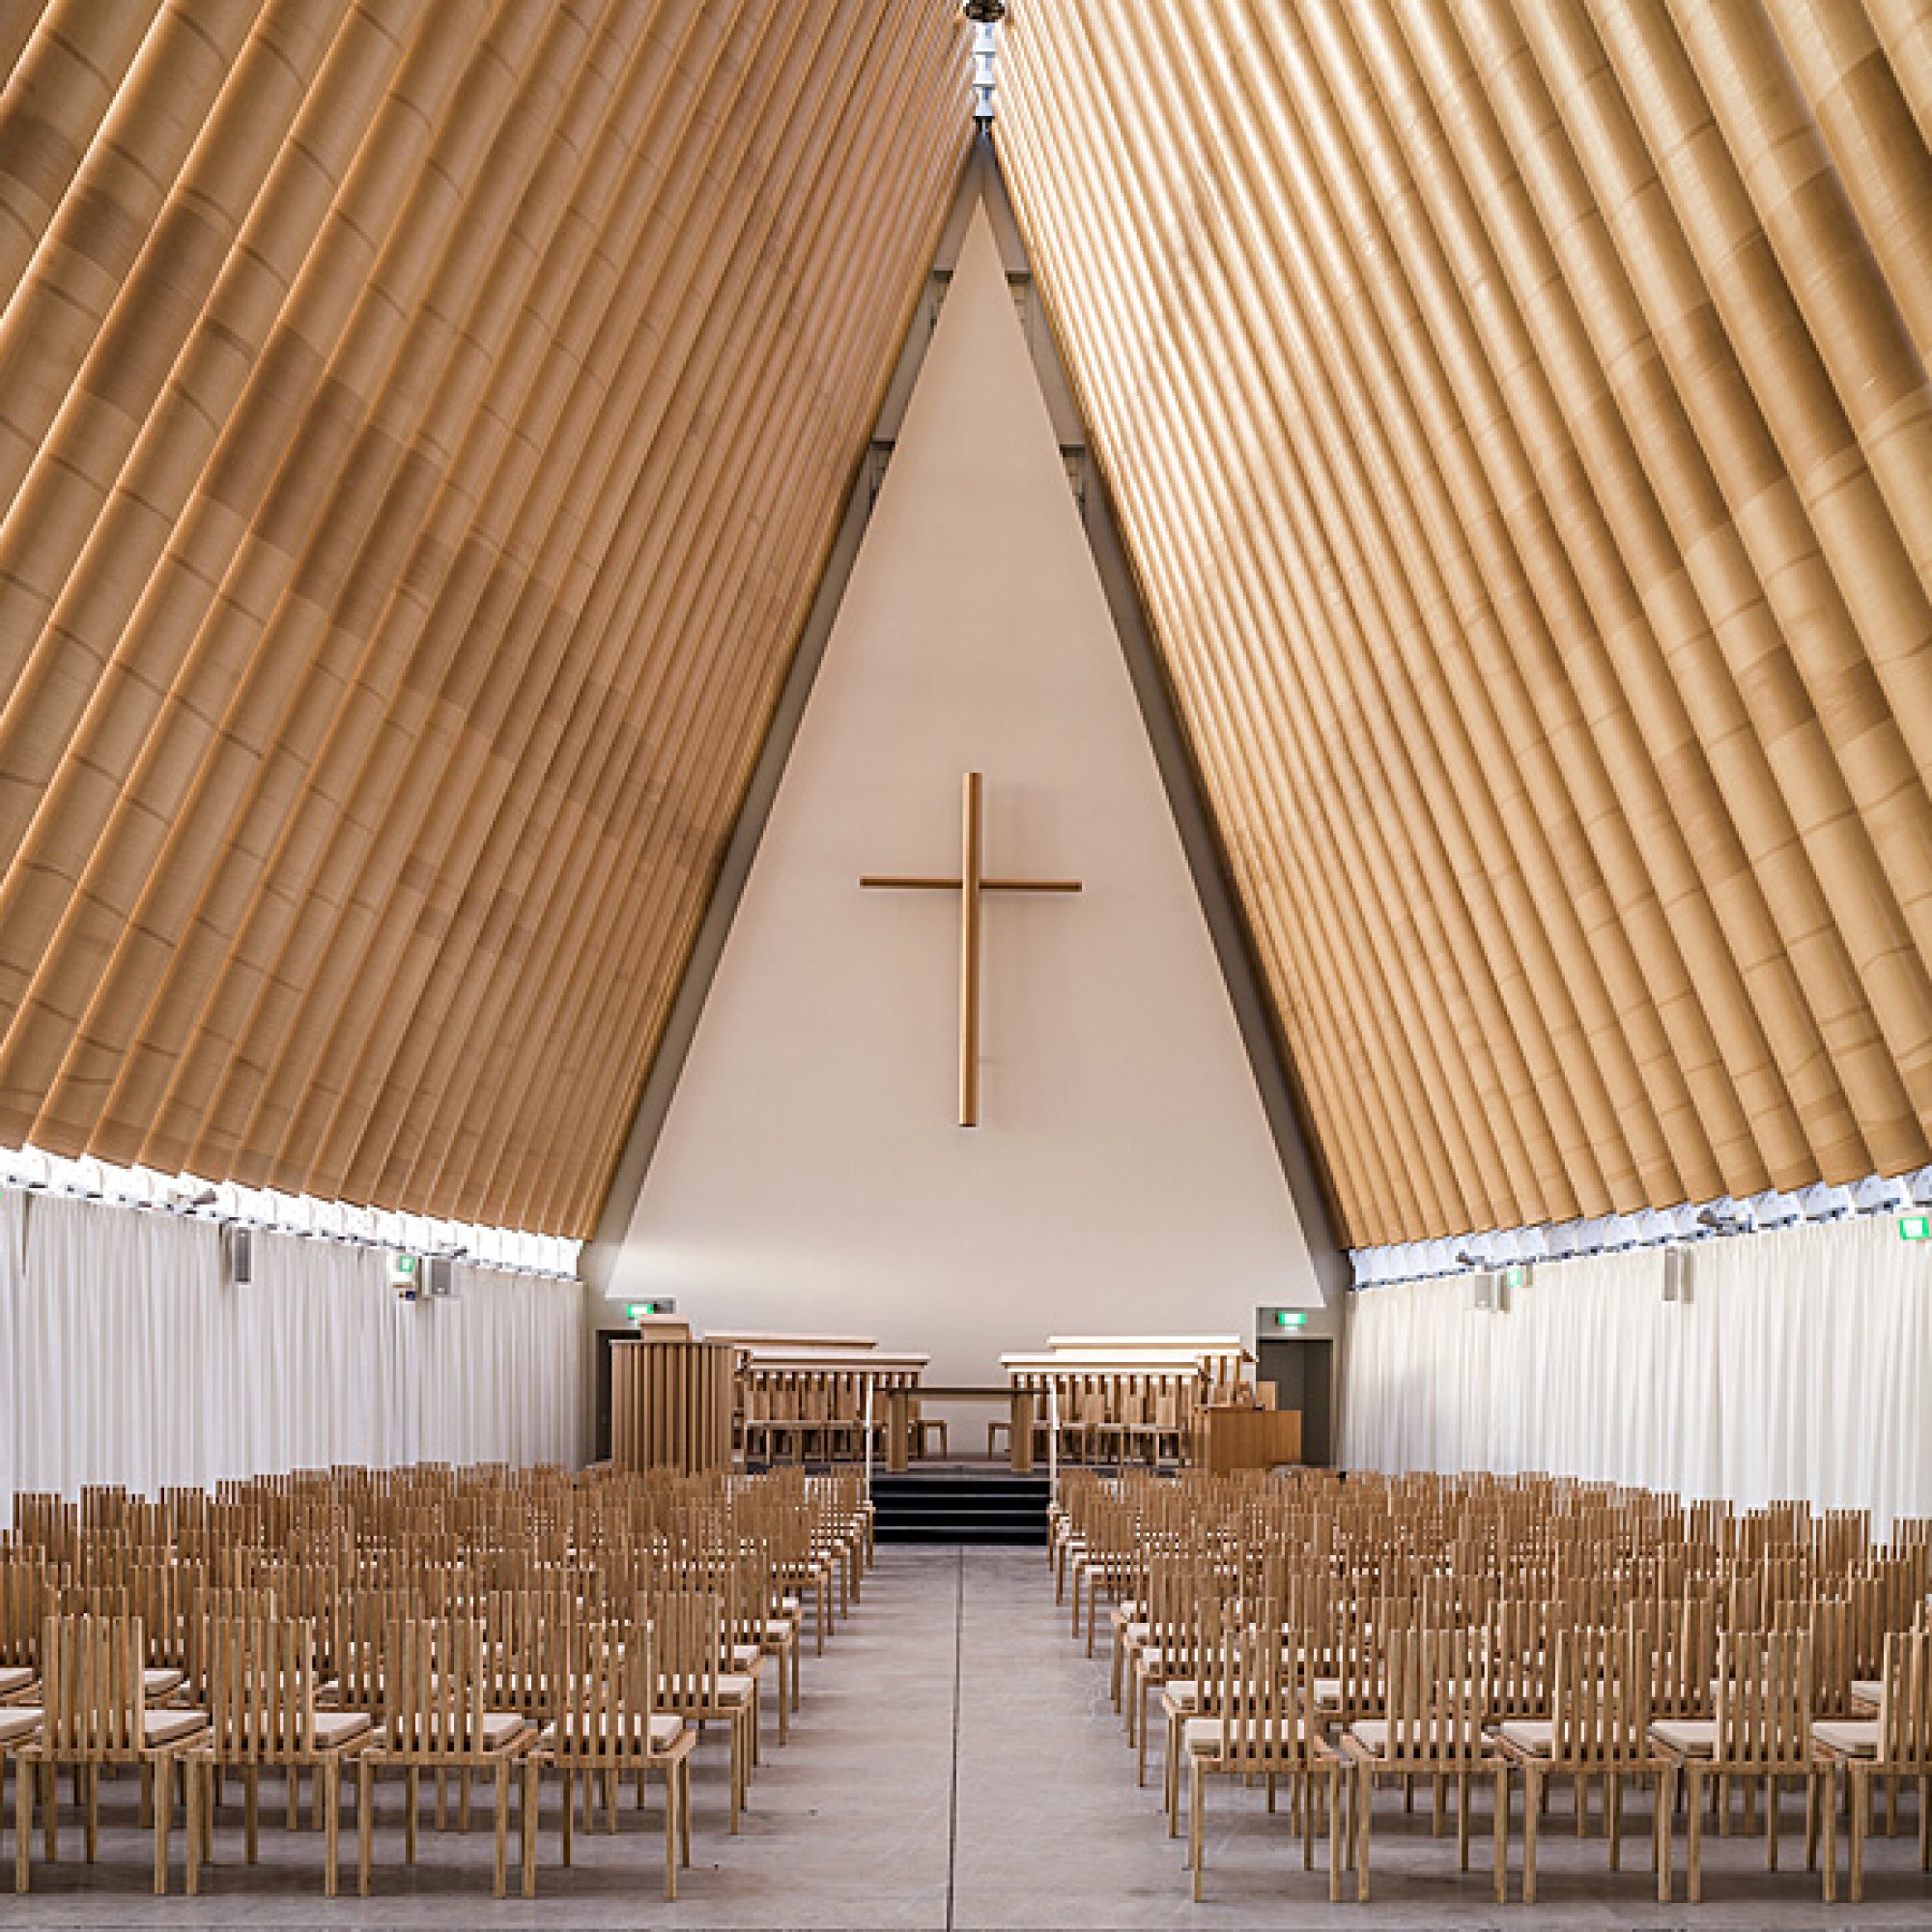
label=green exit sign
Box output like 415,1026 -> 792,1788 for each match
625,1300 -> 673,1320
1502,1263 -> 1531,1291
1270,1309 -> 1307,1330
1902,1214 -> 1931,1242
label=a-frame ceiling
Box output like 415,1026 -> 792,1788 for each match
1001,0 -> 1932,1246
1,1 -> 1929,1251
0,0 -> 967,1235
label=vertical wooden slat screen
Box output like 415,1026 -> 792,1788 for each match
610,1339 -> 734,1476
998,0 -> 1932,1247
0,1 -> 970,1236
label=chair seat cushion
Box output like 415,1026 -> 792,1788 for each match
0,1664 -> 35,1698
538,1713 -> 683,1750
1814,1719 -> 1880,1758
1850,1679 -> 1882,1710
1494,1719 -> 1554,1756
1184,1716 -> 1305,1756
312,1711 -> 373,1748
145,1708 -> 209,1747
0,1706 -> 42,1747
1651,1719 -> 1718,1757
144,1667 -> 185,1700
1349,1719 -> 1488,1758
760,1619 -> 796,1642
1162,1681 -> 1202,1714
475,1711 -> 533,1750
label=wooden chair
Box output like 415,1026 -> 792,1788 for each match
521,1618 -> 694,1901
652,1588 -> 755,1833
1184,1600 -> 1341,1901
1813,1626 -> 1930,1900
13,1614 -> 206,1894
355,1618 -> 533,1897
184,1614 -> 372,1897
1492,1622 -> 1673,1903
1339,1625 -> 1507,1904
1650,1628 -> 1832,1903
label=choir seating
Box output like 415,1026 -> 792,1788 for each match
725,1335 -> 930,1467
1050,1466 -> 1930,1906
3,1463 -> 869,1901
999,1335 -> 1256,1469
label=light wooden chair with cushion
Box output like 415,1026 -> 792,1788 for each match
522,1617 -> 694,1900
185,1614 -> 371,1897
1492,1622 -> 1673,1903
1339,1625 -> 1507,1904
355,1618 -> 533,1897
13,1614 -> 206,1894
1184,1599 -> 1341,1901
652,1587 -> 755,1833
1650,1627 -> 1831,1903
1814,1626 -> 1930,1900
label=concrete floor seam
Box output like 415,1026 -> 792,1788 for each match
946,1545 -> 965,1932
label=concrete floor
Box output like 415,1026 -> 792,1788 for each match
6,1546 -> 1930,1927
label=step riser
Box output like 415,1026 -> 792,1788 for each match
869,1476 -> 1049,1546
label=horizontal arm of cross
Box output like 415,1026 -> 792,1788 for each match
859,876 -> 1083,893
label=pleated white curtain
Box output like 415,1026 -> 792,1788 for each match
1343,1218 -> 1932,1529
2,1189 -> 584,1509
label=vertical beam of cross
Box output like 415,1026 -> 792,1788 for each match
861,773 -> 1081,1126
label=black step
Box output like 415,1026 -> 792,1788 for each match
870,1472 -> 1050,1546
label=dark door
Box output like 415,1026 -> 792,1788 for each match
1255,1337 -> 1334,1466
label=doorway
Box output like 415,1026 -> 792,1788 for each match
1256,1337 -> 1334,1466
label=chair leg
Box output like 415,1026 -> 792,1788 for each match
663,1758 -> 678,1903
13,1751 -> 28,1893
244,1764 -> 258,1864
1656,1764 -> 1673,1903
1852,1766 -> 1868,1903
1767,1774 -> 1778,1871
1688,1765 -> 1704,1905
1523,1767 -> 1540,1905
185,1761 -> 202,1897
356,1759 -> 374,1896
1458,1770 -> 1471,1870
521,1760 -> 539,1900
1188,1759 -> 1205,1902
1608,1771 -> 1622,1871
561,1770 -> 573,1867
1820,1768 -> 1835,1905
153,1754 -> 172,1896
1328,1765 -> 1343,1903
493,1761 -> 508,1899
85,1763 -> 98,1862
1356,1761 -> 1373,1902
1492,1768 -> 1507,1904
325,1757 -> 341,1900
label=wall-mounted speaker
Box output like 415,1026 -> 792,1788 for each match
1662,1245 -> 1691,1304
1469,1270 -> 1498,1312
228,1227 -> 254,1287
426,1254 -> 456,1298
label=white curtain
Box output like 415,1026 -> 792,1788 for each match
1342,1218 -> 1932,1529
2,1189 -> 584,1510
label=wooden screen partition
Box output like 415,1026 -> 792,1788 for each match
610,1340 -> 736,1475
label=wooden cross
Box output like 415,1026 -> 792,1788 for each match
861,772 -> 1081,1127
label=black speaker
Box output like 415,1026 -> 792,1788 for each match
229,1226 -> 254,1287
426,1254 -> 455,1298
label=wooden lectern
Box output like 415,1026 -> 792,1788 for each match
611,1339 -> 735,1474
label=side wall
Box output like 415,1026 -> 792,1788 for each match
1343,1216 -> 1932,1529
0,1188 -> 582,1509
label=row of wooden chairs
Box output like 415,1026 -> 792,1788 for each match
0,1463 -> 873,1897
1051,1468 -> 1932,1904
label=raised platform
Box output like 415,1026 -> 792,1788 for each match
871,1468 -> 1050,1546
